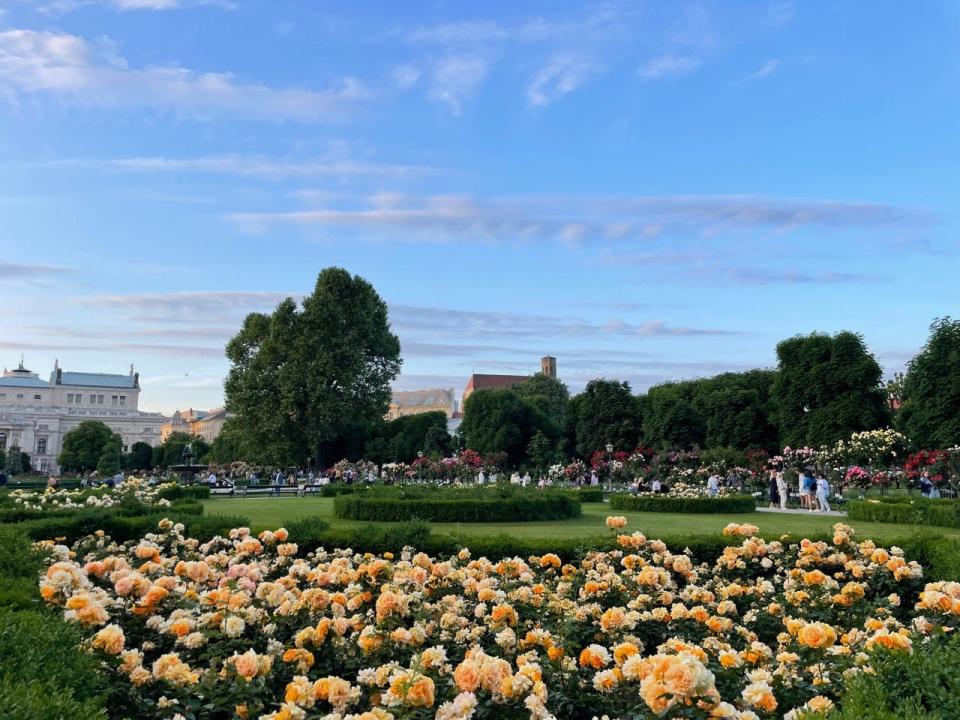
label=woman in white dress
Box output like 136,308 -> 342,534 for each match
777,469 -> 788,510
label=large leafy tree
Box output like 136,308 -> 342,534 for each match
125,441 -> 154,472
691,370 -> 778,450
569,379 -> 643,457
772,331 -> 888,447
365,411 -> 450,463
640,382 -> 705,449
458,389 -> 550,467
225,267 -> 401,468
897,317 -> 960,448
58,421 -> 118,473
514,373 -> 569,435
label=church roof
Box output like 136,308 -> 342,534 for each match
53,371 -> 137,389
391,388 -> 454,407
464,373 -> 530,393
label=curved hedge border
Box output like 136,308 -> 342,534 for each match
333,490 -> 581,523
574,488 -> 604,503
847,498 -> 960,529
609,494 -> 756,514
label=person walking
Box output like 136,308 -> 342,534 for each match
768,470 -> 780,509
816,472 -> 831,512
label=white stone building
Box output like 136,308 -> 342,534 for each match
0,360 -> 167,473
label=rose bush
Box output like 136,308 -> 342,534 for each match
35,517 -> 960,720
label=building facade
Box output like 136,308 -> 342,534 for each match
386,388 -> 457,420
461,356 -> 558,407
0,360 -> 167,474
160,407 -> 230,444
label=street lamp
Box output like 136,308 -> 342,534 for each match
605,443 -> 614,491
417,451 -> 423,483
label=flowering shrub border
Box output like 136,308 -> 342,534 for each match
610,493 -> 756,514
34,517 -> 960,720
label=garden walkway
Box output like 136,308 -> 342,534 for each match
756,507 -> 846,517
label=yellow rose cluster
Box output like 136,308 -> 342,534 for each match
37,520 -> 959,719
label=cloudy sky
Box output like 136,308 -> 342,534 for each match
1,0 -> 957,414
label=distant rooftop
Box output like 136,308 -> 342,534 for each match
391,388 -> 455,407
52,371 -> 138,389
0,375 -> 50,389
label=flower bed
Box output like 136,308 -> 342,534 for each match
610,493 -> 756,514
4,478 -> 173,516
847,497 -> 960,529
333,486 -> 581,522
35,519 -> 960,719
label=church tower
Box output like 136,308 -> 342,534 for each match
540,355 -> 557,379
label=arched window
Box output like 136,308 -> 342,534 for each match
37,437 -> 47,455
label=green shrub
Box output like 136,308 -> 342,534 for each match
575,488 -> 604,503
168,499 -> 204,515
333,489 -> 581,522
848,499 -> 960,528
157,484 -> 211,500
284,516 -> 332,552
609,494 -> 756,514
829,633 -> 960,719
319,484 -> 356,497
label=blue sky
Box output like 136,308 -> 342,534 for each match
1,0 -> 957,414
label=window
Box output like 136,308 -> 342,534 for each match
119,396 -> 126,406
37,438 -> 47,455
111,395 -> 118,405
16,393 -> 23,399
33,394 -> 41,400
0,393 -> 6,399
98,395 -> 104,404
0,432 -> 5,450
67,393 -> 74,403
38,424 -> 48,430
90,394 -> 96,404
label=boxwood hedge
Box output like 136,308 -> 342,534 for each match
847,498 -> 960,529
333,488 -> 581,522
609,493 -> 756,514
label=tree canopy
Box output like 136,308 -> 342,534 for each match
58,421 -> 120,473
365,411 -> 450,463
897,317 -> 960,448
569,379 -> 643,456
772,331 -> 888,447
514,373 -> 569,436
225,267 -> 401,468
156,432 -> 210,469
458,389 -> 552,467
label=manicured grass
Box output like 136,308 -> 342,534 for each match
201,497 -> 960,541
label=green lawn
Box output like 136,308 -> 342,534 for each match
201,497 -> 959,541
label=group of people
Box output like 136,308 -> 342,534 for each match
768,467 -> 832,512
918,470 -> 942,499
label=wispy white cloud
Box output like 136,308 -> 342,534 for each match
391,64 -> 421,89
40,0 -> 235,13
43,154 -> 433,180
638,54 -> 701,79
428,56 -> 488,115
526,56 -> 596,107
0,29 -> 367,121
0,261 -> 72,282
227,193 -> 917,244
745,58 -> 780,79
405,20 -> 508,45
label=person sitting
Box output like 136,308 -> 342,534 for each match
651,477 -> 662,494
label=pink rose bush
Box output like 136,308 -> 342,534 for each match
37,519 -> 960,719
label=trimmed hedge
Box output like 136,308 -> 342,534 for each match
333,489 -> 581,523
609,493 -> 756,514
847,499 -> 960,529
575,488 -> 605,503
157,485 -> 211,500
319,484 -> 357,497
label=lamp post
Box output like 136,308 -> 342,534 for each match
605,443 -> 614,491
417,451 -> 423,483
